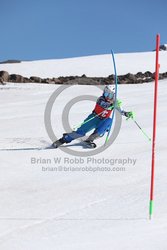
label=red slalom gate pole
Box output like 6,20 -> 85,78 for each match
149,34 -> 160,219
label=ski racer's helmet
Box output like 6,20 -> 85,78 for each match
103,86 -> 115,100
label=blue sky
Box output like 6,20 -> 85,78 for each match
0,0 -> 166,61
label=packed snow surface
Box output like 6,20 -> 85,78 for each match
0,52 -> 167,250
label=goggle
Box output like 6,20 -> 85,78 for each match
104,92 -> 114,99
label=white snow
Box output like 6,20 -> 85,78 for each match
0,51 -> 167,78
0,52 -> 167,250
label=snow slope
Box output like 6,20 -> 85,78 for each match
0,53 -> 167,250
0,51 -> 167,78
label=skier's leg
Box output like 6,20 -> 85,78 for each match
83,118 -> 112,146
85,131 -> 100,143
94,118 -> 112,137
61,130 -> 85,143
84,118 -> 112,143
54,114 -> 98,145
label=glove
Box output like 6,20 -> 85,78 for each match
125,111 -> 134,120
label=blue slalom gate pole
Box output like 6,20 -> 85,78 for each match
105,50 -> 118,145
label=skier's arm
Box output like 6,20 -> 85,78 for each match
116,107 -> 128,116
115,100 -> 134,119
96,96 -> 111,109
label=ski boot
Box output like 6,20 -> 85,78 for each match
52,133 -> 69,148
52,138 -> 66,148
83,132 -> 99,148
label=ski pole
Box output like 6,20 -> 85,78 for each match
132,118 -> 151,142
73,110 -> 109,130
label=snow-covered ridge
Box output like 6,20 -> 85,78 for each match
0,51 -> 167,78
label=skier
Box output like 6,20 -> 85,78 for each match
53,86 -> 134,148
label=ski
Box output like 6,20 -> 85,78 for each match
81,140 -> 97,148
51,138 -> 97,149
